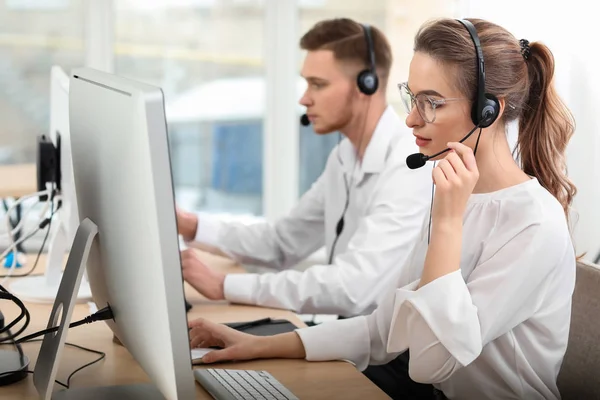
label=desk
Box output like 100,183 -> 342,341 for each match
0,163 -> 36,198
0,252 -> 389,399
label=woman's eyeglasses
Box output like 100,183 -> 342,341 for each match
398,82 -> 466,123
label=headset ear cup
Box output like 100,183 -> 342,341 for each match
478,94 -> 500,128
470,103 -> 480,127
357,70 -> 378,95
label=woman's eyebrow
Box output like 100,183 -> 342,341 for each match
416,89 -> 444,97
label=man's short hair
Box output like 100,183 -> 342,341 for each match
300,18 -> 393,87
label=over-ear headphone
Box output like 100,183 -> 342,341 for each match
356,23 -> 379,96
301,22 -> 379,126
456,19 -> 500,128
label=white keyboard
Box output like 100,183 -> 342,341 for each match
194,368 -> 298,400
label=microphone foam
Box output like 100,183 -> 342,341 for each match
406,153 -> 428,169
300,114 -> 310,126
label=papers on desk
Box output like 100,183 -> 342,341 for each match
191,348 -> 212,365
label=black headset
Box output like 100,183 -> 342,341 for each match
356,23 -> 379,96
456,19 -> 500,128
301,22 -> 379,127
406,19 -> 502,170
326,24 -> 378,265
424,20 -> 502,244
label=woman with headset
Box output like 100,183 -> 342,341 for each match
187,17 -> 577,400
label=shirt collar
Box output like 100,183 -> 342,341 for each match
338,105 -> 404,179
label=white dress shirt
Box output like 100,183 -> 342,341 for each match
296,177 -> 576,399
193,105 -> 433,316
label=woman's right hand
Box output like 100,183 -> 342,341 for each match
188,318 -> 267,364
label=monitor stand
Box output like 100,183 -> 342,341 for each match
33,217 -> 167,400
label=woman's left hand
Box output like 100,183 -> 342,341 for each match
188,318 -> 267,364
431,142 -> 479,225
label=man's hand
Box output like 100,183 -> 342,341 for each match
176,206 -> 198,241
181,249 -> 226,300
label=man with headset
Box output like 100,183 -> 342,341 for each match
176,18 -> 432,320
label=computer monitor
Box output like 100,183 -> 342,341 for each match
10,66 -> 92,304
33,67 -> 195,399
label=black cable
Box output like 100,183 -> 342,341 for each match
24,198 -> 58,278
0,235 -> 107,388
427,161 -> 437,245
0,339 -> 105,389
0,288 -> 30,342
473,127 -> 483,156
0,283 -> 112,347
0,195 -> 58,342
311,101 -> 373,325
427,126 -> 481,245
0,197 -> 60,279
328,198 -> 349,265
61,342 -> 106,388
327,132 -> 348,266
16,305 -> 114,344
327,98 -> 373,265
0,288 -> 107,388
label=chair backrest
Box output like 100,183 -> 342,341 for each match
557,261 -> 600,399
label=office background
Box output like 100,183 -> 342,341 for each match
1,0 -> 598,262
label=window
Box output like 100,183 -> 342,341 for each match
0,0 -> 462,221
113,1 -> 464,219
0,0 -> 84,164
115,0 -> 265,216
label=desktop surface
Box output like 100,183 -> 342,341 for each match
0,252 -> 389,400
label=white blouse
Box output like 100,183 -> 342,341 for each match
296,178 -> 576,399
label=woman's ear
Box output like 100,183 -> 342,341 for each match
496,97 -> 506,121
